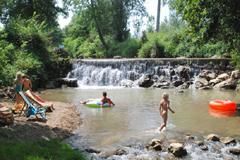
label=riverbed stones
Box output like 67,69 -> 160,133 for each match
146,139 -> 162,151
209,78 -> 222,85
231,70 -> 240,79
229,148 -> 240,155
200,145 -> 209,151
168,143 -> 187,157
214,79 -> 237,90
221,137 -> 236,145
195,140 -> 204,146
207,134 -> 220,141
172,80 -> 184,87
217,73 -> 230,80
195,78 -> 209,89
138,75 -> 154,88
177,66 -> 190,82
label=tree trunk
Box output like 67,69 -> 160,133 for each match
156,0 -> 161,32
90,0 -> 109,50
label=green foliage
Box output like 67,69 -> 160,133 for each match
108,39 -> 141,58
64,0 -> 147,56
0,139 -> 86,160
0,0 -> 66,28
169,0 -> 240,64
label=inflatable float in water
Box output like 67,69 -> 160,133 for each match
85,99 -> 112,108
209,100 -> 237,116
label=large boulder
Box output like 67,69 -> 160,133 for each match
168,143 -> 187,157
214,79 -> 238,90
209,78 -> 222,86
177,66 -> 190,82
138,75 -> 154,88
172,80 -> 184,87
195,78 -> 208,89
198,70 -> 216,80
217,73 -> 229,80
178,82 -> 190,89
231,70 -> 240,79
207,72 -> 217,80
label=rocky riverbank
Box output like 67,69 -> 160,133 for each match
87,133 -> 240,160
0,101 -> 81,140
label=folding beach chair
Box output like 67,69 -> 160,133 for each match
18,91 -> 47,120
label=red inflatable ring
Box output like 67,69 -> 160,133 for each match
209,100 -> 236,112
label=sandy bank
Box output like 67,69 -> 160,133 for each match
0,101 -> 81,140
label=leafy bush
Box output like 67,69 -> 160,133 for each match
108,38 -> 141,58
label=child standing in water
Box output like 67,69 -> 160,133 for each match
159,93 -> 175,132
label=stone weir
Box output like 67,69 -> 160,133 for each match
64,58 -> 239,90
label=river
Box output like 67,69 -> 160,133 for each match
41,88 -> 240,151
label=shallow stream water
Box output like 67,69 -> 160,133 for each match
42,88 -> 240,159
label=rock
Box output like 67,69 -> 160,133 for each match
207,134 -> 220,141
195,78 -> 209,89
177,66 -> 190,82
207,72 -> 217,80
56,78 -> 78,88
195,141 -> 204,146
200,145 -> 209,151
214,79 -> 237,90
152,82 -> 170,88
178,82 -> 190,89
231,70 -> 240,79
229,148 -> 240,155
146,139 -> 162,151
199,86 -> 213,90
217,73 -> 229,80
221,137 -> 236,145
152,75 -> 160,82
172,80 -> 184,87
185,135 -> 195,141
114,149 -> 127,156
120,80 -> 134,88
138,75 -> 154,88
168,143 -> 187,157
209,78 -> 222,85
85,148 -> 101,154
45,81 -> 57,89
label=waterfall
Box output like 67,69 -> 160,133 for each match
66,58 -> 231,87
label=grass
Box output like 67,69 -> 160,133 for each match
0,138 -> 87,160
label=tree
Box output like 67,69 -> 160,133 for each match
0,0 -> 66,28
156,0 -> 167,32
66,0 -> 147,51
170,0 -> 240,51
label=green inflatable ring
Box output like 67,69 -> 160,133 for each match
85,99 -> 111,108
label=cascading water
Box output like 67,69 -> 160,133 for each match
66,59 -> 231,87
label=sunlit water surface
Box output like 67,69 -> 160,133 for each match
42,88 -> 240,156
